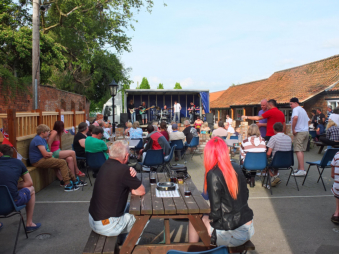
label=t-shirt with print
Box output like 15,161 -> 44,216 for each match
0,157 -> 28,201
261,107 -> 286,137
89,159 -> 142,220
85,136 -> 109,159
267,133 -> 292,158
317,113 -> 326,125
29,135 -> 48,164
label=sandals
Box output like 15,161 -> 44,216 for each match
77,170 -> 85,177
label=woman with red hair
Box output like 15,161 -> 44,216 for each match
189,137 -> 254,247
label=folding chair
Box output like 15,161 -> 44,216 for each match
186,136 -> 201,159
139,149 -> 165,172
230,136 -> 238,140
0,185 -> 28,254
85,152 -> 107,179
170,140 -> 186,160
72,144 -> 91,186
130,138 -> 143,156
242,152 -> 267,192
167,245 -> 228,254
302,148 -> 339,191
163,145 -> 176,176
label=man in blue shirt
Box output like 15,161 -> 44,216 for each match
257,99 -> 268,138
0,144 -> 41,233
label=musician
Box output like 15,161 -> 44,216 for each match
173,101 -> 181,123
127,100 -> 136,123
162,105 -> 170,123
139,101 -> 148,125
188,102 -> 200,123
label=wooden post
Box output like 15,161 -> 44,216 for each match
217,110 -> 220,122
35,109 -> 42,125
56,109 -> 61,121
243,107 -> 246,116
231,108 -> 234,120
7,109 -> 17,158
72,110 -> 77,134
83,110 -> 86,122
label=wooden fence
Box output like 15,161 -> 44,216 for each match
0,109 -> 86,157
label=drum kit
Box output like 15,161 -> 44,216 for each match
151,106 -> 172,123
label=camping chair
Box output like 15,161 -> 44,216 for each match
85,152 -> 107,179
0,185 -> 28,254
163,145 -> 176,176
170,140 -> 186,160
139,149 -> 165,172
242,152 -> 267,192
302,148 -> 339,191
186,136 -> 201,159
167,246 -> 228,254
263,151 -> 298,194
72,144 -> 91,186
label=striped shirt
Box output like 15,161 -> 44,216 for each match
240,136 -> 266,161
267,133 -> 292,157
331,152 -> 339,198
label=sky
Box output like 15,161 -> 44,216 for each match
119,0 -> 339,92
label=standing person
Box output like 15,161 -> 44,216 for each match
173,101 -> 181,123
290,98 -> 309,177
326,105 -> 333,125
242,99 -> 285,142
226,115 -> 233,126
188,102 -> 199,123
330,151 -> 339,225
188,137 -> 254,247
139,102 -> 148,125
310,110 -> 318,130
257,99 -> 268,138
127,100 -> 136,123
316,108 -> 326,127
194,116 -> 204,134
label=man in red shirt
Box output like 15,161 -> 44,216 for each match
242,99 -> 286,141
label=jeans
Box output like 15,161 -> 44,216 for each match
189,114 -> 194,123
131,112 -> 136,123
174,112 -> 180,123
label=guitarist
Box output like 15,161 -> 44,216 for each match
127,100 -> 137,123
139,101 -> 148,125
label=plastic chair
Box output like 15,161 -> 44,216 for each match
230,136 -> 238,140
130,138 -> 144,155
72,144 -> 92,186
309,130 -> 316,139
242,152 -> 267,192
163,145 -> 176,176
0,185 -> 28,254
220,136 -> 227,140
139,149 -> 165,172
86,152 -> 107,179
170,139 -> 186,160
186,136 -> 201,159
302,148 -> 339,191
167,245 -> 229,254
265,151 -> 298,194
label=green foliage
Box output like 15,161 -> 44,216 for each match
174,82 -> 182,89
140,77 -> 151,89
157,83 -> 164,89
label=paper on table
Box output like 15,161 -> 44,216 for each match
155,184 -> 180,198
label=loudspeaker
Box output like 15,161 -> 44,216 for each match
206,113 -> 213,124
120,113 -> 128,126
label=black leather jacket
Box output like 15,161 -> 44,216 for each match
207,163 -> 253,231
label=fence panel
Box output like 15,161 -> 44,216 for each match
62,111 -> 74,129
16,112 -> 39,140
75,111 -> 85,126
42,112 -> 59,130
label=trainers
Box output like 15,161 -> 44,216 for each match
271,177 -> 281,187
74,176 -> 88,187
292,170 -> 306,177
64,181 -> 80,192
293,169 -> 299,173
60,180 -> 65,187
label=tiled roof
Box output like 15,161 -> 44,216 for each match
211,55 -> 339,108
210,90 -> 226,103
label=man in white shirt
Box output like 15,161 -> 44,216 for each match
226,115 -> 233,126
329,108 -> 339,126
224,122 -> 235,134
173,101 -> 181,123
290,97 -> 309,177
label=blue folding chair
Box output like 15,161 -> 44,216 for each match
167,245 -> 228,254
265,151 -> 298,194
86,152 -> 107,178
0,185 -> 28,254
164,145 -> 176,176
242,152 -> 267,192
220,136 -> 227,140
309,130 -> 316,139
72,144 -> 92,186
130,138 -> 144,155
170,140 -> 186,160
230,136 -> 238,140
187,136 -> 201,159
139,149 -> 165,172
302,148 -> 339,191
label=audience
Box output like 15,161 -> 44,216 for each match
167,121 -> 176,134
98,121 -> 111,139
194,116 -> 204,134
73,122 -> 88,158
329,107 -> 339,126
29,124 -> 83,191
0,144 -> 41,232
188,137 -> 254,247
129,121 -> 143,139
48,121 -> 85,177
85,127 -> 109,160
88,141 -> 145,240
169,123 -> 186,161
182,120 -> 198,144
87,124 -> 95,136
224,122 -> 235,134
200,122 -> 210,134
240,124 -> 266,187
124,122 -> 132,136
159,121 -> 169,141
320,120 -> 339,146
212,121 -> 228,138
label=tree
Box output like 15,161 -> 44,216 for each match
174,82 -> 182,89
139,77 -> 150,89
157,83 -> 164,89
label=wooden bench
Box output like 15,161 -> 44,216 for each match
83,231 -> 119,254
228,240 -> 255,254
26,166 -> 56,193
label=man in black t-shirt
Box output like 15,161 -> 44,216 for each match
88,140 -> 145,238
182,120 -> 198,144
127,100 -> 136,123
73,122 -> 88,158
316,108 -> 326,126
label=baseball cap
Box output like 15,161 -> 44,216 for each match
172,123 -> 178,129
290,97 -> 299,104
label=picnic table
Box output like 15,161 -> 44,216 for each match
314,141 -> 339,154
106,139 -> 141,149
121,172 -> 211,254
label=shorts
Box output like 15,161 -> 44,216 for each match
293,131 -> 309,152
52,149 -> 61,158
14,188 -> 31,207
210,221 -> 254,247
142,114 -> 147,120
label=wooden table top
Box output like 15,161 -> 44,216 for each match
129,173 -> 210,216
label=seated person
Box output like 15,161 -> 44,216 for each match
73,122 -> 88,158
0,144 -> 41,233
129,121 -> 143,139
240,124 -> 266,187
200,122 -> 210,134
98,121 -> 111,140
85,127 -> 109,160
169,123 -> 186,161
189,137 -> 254,247
29,124 -> 84,191
159,122 -> 169,141
234,127 -> 241,137
167,121 -> 176,134
48,121 -> 85,177
224,122 -> 235,134
320,120 -> 339,146
124,122 -> 132,136
267,122 -> 292,187
88,141 -> 145,240
183,120 -> 198,144
211,121 -> 228,138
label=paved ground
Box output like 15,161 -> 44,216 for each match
1,146 -> 339,254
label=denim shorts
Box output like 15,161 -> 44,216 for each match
142,114 -> 147,120
210,221 -> 254,247
88,203 -> 136,237
15,188 -> 31,207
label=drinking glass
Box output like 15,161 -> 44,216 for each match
184,181 -> 191,197
170,171 -> 177,183
150,171 -> 156,184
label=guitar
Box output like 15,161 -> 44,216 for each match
139,106 -> 155,115
129,108 -> 138,114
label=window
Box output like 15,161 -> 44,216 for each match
235,108 -> 243,120
280,108 -> 292,123
326,99 -> 339,109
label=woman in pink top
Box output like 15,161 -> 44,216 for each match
48,121 -> 85,177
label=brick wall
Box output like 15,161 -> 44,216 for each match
303,92 -> 334,117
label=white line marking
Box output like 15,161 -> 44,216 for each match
36,201 -> 90,204
249,195 -> 333,199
